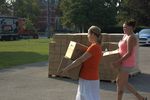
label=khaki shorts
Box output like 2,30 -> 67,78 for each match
120,66 -> 136,73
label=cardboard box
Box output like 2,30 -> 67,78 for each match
102,33 -> 123,42
102,33 -> 110,42
49,33 -> 140,80
102,42 -> 118,51
48,42 -> 64,75
100,50 -> 121,81
65,41 -> 88,60
57,57 -> 82,80
108,34 -> 123,42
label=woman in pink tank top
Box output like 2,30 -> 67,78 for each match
118,35 -> 137,67
112,20 -> 147,100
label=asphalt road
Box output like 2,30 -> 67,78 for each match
0,46 -> 150,100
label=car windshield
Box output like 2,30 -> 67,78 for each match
139,29 -> 150,34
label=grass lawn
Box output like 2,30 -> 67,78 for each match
0,38 -> 51,69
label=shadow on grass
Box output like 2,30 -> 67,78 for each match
0,51 -> 48,70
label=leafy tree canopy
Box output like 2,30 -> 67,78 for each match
117,0 -> 150,27
13,0 -> 40,23
60,0 -> 119,32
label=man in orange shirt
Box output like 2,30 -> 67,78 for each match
61,26 -> 103,100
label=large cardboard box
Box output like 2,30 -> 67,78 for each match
65,41 -> 88,60
48,42 -> 62,76
56,41 -> 87,80
100,50 -> 121,81
102,42 -> 118,51
102,33 -> 123,42
49,33 -> 140,80
57,57 -> 82,80
108,34 -> 123,42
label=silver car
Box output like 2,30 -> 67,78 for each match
137,29 -> 150,45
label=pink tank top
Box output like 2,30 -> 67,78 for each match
118,38 -> 137,67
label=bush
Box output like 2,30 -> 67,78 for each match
102,26 -> 123,33
25,18 -> 37,33
101,26 -> 148,33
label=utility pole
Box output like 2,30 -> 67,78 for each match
47,0 -> 51,37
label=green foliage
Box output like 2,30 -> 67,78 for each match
60,0 -> 119,32
25,18 -> 37,33
102,26 -> 123,33
0,1 -> 12,15
0,0 -> 5,6
102,26 -> 147,33
13,0 -> 40,22
117,0 -> 150,27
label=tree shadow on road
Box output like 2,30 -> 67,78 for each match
52,73 -> 150,93
128,73 -> 150,92
50,76 -> 78,84
100,73 -> 150,93
139,44 -> 150,47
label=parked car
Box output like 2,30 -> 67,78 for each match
137,29 -> 150,45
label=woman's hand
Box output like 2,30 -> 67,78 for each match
58,66 -> 70,76
62,67 -> 70,72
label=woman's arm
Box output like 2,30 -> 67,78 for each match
61,52 -> 92,72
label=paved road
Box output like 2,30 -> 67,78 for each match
0,46 -> 150,100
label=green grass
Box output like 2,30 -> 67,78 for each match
0,38 -> 51,69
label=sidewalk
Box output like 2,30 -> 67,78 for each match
0,61 -> 149,100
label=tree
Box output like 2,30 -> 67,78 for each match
117,0 -> 150,27
13,0 -> 40,23
0,0 -> 12,15
25,18 -> 37,33
0,0 -> 5,6
60,0 -> 119,32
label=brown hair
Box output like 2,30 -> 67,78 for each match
88,26 -> 102,44
124,19 -> 136,30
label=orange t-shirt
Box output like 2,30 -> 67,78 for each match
79,43 -> 102,80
